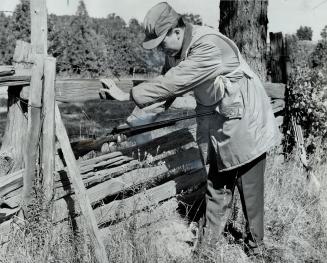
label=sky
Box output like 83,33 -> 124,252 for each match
1,0 -> 326,41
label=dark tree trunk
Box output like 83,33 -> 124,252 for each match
219,0 -> 268,81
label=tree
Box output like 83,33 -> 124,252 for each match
321,25 -> 327,41
0,0 -> 31,64
311,40 -> 327,68
219,0 -> 269,80
49,1 -> 106,76
296,26 -> 313,41
0,13 -> 12,64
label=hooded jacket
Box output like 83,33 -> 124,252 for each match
131,24 -> 281,171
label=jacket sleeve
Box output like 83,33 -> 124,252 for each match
131,36 -> 223,108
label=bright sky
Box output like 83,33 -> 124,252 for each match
1,0 -> 326,41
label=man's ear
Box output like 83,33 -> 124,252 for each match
174,28 -> 181,36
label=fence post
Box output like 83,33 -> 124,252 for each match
42,57 -> 56,203
269,32 -> 287,84
21,0 -> 47,211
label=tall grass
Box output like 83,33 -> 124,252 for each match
0,150 -> 326,262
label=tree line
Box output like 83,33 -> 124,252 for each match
0,0 -> 204,78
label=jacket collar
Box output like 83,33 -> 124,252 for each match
180,23 -> 193,60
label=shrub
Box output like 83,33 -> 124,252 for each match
287,65 -> 327,152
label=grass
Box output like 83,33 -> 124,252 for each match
0,148 -> 326,263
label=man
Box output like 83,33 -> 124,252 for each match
103,2 -> 281,252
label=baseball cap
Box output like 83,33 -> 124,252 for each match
142,2 -> 180,49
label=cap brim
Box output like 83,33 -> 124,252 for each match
142,32 -> 167,50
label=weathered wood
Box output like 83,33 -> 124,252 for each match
0,152 -> 132,203
55,104 -> 108,263
30,0 -> 47,55
0,66 -> 15,77
51,147 -> 202,204
53,168 -> 206,226
0,86 -> 28,175
264,82 -> 285,100
4,78 -> 285,102
22,55 -> 44,206
55,79 -> 134,102
271,99 -> 285,115
95,168 -> 206,226
42,57 -> 56,203
269,32 -> 287,84
0,41 -> 35,174
0,169 -> 23,198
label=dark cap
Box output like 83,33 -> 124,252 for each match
142,2 -> 180,49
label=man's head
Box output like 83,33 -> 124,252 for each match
142,2 -> 185,57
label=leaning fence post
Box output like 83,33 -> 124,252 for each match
42,57 -> 56,203
22,54 -> 44,209
21,0 -> 47,213
55,104 -> 109,263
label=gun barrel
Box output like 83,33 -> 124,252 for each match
112,111 -> 215,137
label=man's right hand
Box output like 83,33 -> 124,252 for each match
99,78 -> 130,101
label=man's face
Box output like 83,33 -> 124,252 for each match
159,28 -> 184,57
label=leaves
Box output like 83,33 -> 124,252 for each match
296,26 -> 313,41
0,0 -> 165,77
288,65 -> 327,152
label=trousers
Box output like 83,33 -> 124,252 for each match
204,151 -> 266,242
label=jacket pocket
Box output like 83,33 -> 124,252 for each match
216,82 -> 244,120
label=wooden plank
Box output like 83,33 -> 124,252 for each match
0,152 -> 131,202
264,82 -> 285,99
0,66 -> 15,77
42,57 -> 56,203
55,104 -> 108,263
0,169 -> 23,197
94,168 -> 206,227
0,75 -> 31,87
0,42 -> 33,174
53,149 -> 202,204
52,168 -> 206,226
3,78 -> 286,102
22,54 -> 44,207
55,79 -> 134,102
271,99 -> 285,114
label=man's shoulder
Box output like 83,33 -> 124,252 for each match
190,25 -> 222,46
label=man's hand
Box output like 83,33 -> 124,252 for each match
99,78 -> 130,101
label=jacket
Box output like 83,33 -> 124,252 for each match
131,24 -> 281,171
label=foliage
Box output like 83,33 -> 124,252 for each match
311,39 -> 327,68
321,25 -> 327,41
0,0 -> 30,64
0,0 -> 166,77
285,34 -> 315,69
296,25 -> 313,41
287,66 -> 327,151
53,1 -> 107,77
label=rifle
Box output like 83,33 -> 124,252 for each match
291,116 -> 320,192
70,111 -> 215,157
